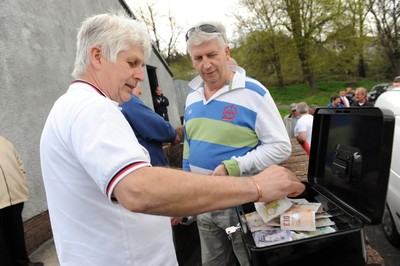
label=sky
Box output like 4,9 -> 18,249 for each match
125,0 -> 241,52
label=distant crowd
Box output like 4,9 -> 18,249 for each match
283,76 -> 400,155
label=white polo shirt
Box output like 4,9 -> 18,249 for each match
40,81 -> 178,266
294,113 -> 314,146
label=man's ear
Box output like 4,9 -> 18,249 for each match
90,45 -> 102,70
225,45 -> 230,57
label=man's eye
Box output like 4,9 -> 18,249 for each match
128,61 -> 136,67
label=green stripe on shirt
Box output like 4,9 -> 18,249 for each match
185,118 -> 259,148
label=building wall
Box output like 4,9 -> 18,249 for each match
141,54 -> 182,128
174,80 -> 191,115
0,0 -> 178,222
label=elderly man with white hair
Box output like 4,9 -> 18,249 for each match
294,102 -> 314,155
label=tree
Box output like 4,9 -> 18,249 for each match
369,0 -> 400,77
281,0 -> 343,92
345,0 -> 374,78
233,31 -> 300,87
322,24 -> 359,77
131,1 -> 183,64
163,11 -> 184,63
234,0 -> 286,88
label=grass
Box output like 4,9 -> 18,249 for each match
269,80 -> 377,118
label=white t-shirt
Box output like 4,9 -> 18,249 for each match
294,114 -> 314,146
40,81 -> 178,266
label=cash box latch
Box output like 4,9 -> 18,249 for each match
225,223 -> 241,240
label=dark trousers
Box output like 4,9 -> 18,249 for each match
0,203 -> 30,266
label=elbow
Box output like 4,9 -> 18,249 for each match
118,193 -> 151,214
296,138 -> 305,145
113,174 -> 152,214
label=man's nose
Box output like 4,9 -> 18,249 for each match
202,58 -> 212,69
134,66 -> 145,81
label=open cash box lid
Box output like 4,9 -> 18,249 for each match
308,107 -> 395,225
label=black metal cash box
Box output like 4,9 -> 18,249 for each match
235,107 -> 395,266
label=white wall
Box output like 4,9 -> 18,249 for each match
0,0 -> 177,220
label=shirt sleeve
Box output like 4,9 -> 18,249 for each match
122,98 -> 177,143
70,98 -> 151,200
233,92 -> 291,175
294,116 -> 307,136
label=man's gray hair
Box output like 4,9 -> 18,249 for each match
72,11 -> 152,79
296,102 -> 309,114
355,87 -> 367,96
186,21 -> 227,54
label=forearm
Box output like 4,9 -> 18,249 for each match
114,166 -> 258,216
233,95 -> 291,174
234,140 -> 291,175
296,132 -> 307,144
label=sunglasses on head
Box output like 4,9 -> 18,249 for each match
185,24 -> 220,41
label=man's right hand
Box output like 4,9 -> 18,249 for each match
252,165 -> 305,203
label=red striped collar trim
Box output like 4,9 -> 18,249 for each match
71,80 -> 107,98
106,161 -> 149,198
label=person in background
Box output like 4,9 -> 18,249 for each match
345,86 -> 355,105
153,86 -> 170,121
294,102 -> 314,155
183,21 -> 292,266
228,57 -> 238,66
339,90 -> 350,107
327,94 -> 344,108
121,84 -> 180,166
351,87 -> 374,107
0,135 -> 43,266
308,104 -> 317,115
283,103 -> 300,138
392,76 -> 400,88
40,12 -> 305,266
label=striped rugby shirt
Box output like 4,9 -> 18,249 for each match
183,66 -> 291,176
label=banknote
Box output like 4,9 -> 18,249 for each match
252,229 -> 292,247
255,197 -> 293,223
315,211 -> 333,219
291,226 -> 337,240
280,205 -> 316,231
288,198 -> 310,205
245,211 -> 275,232
316,217 -> 335,227
294,202 -> 323,213
266,217 -> 281,227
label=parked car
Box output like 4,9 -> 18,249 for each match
374,88 -> 400,246
368,83 -> 393,104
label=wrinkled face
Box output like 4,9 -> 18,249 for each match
393,81 -> 400,88
354,90 -> 366,102
99,46 -> 145,104
189,39 -> 230,90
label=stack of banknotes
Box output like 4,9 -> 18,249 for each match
246,197 -> 337,247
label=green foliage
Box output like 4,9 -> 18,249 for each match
232,31 -> 302,87
270,80 -> 377,118
169,54 -> 197,81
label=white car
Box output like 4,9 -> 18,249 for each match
375,88 -> 400,246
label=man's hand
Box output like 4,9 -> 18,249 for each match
171,216 -> 184,225
252,165 -> 305,203
211,164 -> 228,176
173,135 -> 181,145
